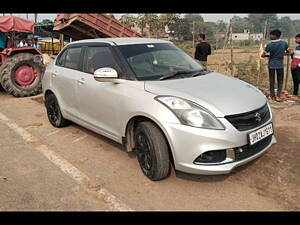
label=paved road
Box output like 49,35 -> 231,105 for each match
0,92 -> 299,211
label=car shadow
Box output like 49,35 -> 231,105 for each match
71,123 -> 123,150
69,122 -> 261,183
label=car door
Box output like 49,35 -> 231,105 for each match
52,46 -> 84,118
76,44 -> 125,140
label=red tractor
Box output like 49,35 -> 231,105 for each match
0,16 -> 45,97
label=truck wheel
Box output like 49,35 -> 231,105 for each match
134,121 -> 170,181
0,53 -> 44,97
45,93 -> 69,128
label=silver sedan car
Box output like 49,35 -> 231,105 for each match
42,38 -> 276,181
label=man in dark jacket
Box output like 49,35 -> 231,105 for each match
194,33 -> 211,68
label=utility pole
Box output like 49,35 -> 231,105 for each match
230,20 -> 234,76
192,21 -> 195,55
284,37 -> 291,91
34,13 -> 38,24
257,20 -> 268,87
218,21 -> 231,72
60,33 -> 64,50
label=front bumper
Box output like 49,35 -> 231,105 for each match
161,116 -> 276,175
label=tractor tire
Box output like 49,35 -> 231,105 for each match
0,83 -> 4,92
0,53 -> 45,97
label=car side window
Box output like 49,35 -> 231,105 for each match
56,49 -> 68,67
64,47 -> 82,71
84,46 -> 121,74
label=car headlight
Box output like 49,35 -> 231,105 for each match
155,96 -> 225,130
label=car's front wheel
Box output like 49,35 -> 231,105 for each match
45,93 -> 69,128
134,121 -> 170,181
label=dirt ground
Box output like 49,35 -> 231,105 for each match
0,91 -> 299,211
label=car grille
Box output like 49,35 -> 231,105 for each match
225,103 -> 270,131
234,135 -> 273,161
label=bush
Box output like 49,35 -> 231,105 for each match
172,40 -> 194,56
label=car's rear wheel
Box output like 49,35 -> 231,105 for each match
45,93 -> 69,128
134,121 -> 170,181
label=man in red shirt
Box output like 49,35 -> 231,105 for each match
290,34 -> 300,96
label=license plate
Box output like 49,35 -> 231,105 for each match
248,123 -> 273,146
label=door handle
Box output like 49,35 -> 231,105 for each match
52,71 -> 58,77
78,78 -> 85,84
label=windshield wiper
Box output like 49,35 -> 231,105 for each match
191,69 -> 212,77
159,70 -> 195,80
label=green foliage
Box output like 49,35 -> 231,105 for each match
136,14 -> 161,37
118,13 -> 299,41
293,20 -> 300,36
37,19 -> 54,26
278,16 -> 296,37
216,20 -> 227,32
231,16 -> 254,33
171,40 -> 194,56
248,14 -> 279,33
235,56 -> 257,84
119,14 -> 137,28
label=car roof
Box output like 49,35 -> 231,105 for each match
67,37 -> 172,46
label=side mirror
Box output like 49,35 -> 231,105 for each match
93,67 -> 118,82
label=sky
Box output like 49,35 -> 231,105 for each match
5,13 -> 300,23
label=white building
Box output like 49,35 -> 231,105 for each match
232,29 -> 263,41
249,33 -> 263,41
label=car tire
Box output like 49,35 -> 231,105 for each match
134,121 -> 170,181
45,93 -> 69,128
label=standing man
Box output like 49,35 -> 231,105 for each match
261,29 -> 290,102
0,32 -> 7,52
194,33 -> 211,68
290,34 -> 300,96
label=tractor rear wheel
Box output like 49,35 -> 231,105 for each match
0,53 -> 44,97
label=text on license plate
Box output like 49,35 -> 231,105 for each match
249,123 -> 273,146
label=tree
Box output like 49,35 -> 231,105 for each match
39,19 -> 54,26
136,14 -> 147,36
184,14 -> 204,23
199,22 -> 217,42
159,14 -> 180,27
168,17 -> 189,40
159,14 -> 180,33
248,14 -> 279,33
216,20 -> 227,32
293,20 -> 300,36
136,14 -> 161,37
231,16 -> 253,33
278,16 -> 296,37
119,14 -> 137,28
183,14 -> 204,40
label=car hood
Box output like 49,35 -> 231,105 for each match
144,72 -> 267,117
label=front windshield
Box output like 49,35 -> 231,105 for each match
118,43 -> 204,80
